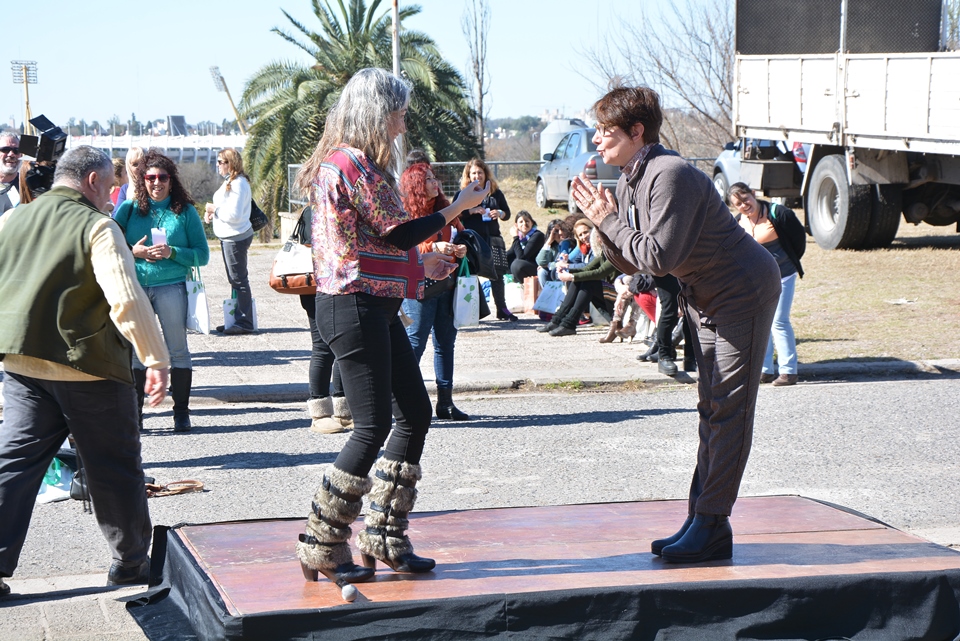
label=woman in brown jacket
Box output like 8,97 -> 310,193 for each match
572,86 -> 781,564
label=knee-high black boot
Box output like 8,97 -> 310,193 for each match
133,368 -> 147,430
357,458 -> 436,573
435,387 -> 469,421
170,368 -> 192,432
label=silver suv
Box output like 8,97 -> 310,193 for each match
535,128 -> 620,213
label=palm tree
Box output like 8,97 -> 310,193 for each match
241,0 -> 480,219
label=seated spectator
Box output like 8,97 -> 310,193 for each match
538,228 -> 618,336
506,210 -> 545,285
536,218 -> 576,287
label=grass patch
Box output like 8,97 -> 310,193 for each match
498,178 -> 960,362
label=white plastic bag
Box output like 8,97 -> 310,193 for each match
185,267 -> 211,334
453,261 -> 481,329
533,280 -> 566,313
223,294 -> 258,331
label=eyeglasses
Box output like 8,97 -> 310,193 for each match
144,173 -> 170,183
0,146 -> 21,155
595,124 -> 618,137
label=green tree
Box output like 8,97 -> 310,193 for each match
241,0 -> 480,217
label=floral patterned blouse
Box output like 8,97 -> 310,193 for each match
311,146 -> 424,299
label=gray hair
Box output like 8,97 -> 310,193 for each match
54,146 -> 113,187
296,67 -> 411,193
0,132 -> 19,146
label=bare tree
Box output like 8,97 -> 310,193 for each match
462,0 -> 491,154
946,0 -> 960,50
579,0 -> 733,158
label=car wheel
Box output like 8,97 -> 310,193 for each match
567,186 -> 579,214
535,180 -> 548,209
807,154 -> 871,250
713,171 -> 730,204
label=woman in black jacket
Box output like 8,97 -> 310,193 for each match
456,158 -> 515,320
728,182 -> 805,386
506,210 -> 545,284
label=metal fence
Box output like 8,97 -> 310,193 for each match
289,157 -> 714,209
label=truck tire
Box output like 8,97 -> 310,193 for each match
713,171 -> 730,204
535,180 -> 549,209
807,155 -> 870,250
861,185 -> 902,249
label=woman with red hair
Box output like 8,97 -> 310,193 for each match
400,162 -> 470,420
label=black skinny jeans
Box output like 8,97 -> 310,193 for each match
300,294 -> 343,398
554,279 -> 608,329
316,292 -> 432,477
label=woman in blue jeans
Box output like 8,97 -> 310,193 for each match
399,161 -> 470,420
114,150 -> 210,431
729,182 -> 806,386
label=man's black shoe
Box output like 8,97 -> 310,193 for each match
0,577 -> 10,597
107,559 -> 150,586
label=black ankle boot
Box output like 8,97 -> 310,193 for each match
133,368 -> 147,430
651,516 -> 694,556
637,340 -> 658,362
435,387 -> 469,421
660,513 -> 732,563
170,368 -> 192,432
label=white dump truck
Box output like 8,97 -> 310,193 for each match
731,0 -> 960,249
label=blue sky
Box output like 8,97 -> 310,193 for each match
3,0 -> 625,130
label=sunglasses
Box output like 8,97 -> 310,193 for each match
144,173 -> 170,183
217,159 -> 228,165
0,146 -> 21,154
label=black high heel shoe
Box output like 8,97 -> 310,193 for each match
298,534 -> 375,583
360,551 -> 436,573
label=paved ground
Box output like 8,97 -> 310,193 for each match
2,244 -> 959,640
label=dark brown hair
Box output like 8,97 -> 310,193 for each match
592,86 -> 663,145
135,149 -> 195,215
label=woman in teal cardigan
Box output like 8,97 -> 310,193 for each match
114,150 -> 209,432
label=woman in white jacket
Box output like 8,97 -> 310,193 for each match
205,149 -> 255,334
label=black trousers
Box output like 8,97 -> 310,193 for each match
0,373 -> 151,577
509,258 -> 538,283
653,275 -> 682,360
555,279 -> 608,329
316,293 -> 432,476
300,294 -> 343,398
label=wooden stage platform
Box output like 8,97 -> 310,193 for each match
128,496 -> 960,641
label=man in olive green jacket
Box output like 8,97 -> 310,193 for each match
0,146 -> 169,598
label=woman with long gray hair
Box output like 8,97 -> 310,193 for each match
293,68 -> 490,592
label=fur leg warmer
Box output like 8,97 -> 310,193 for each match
296,466 -> 372,570
356,458 -> 421,562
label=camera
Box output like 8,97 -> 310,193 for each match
19,114 -> 68,198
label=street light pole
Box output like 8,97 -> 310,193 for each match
11,60 -> 38,136
209,66 -> 247,135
